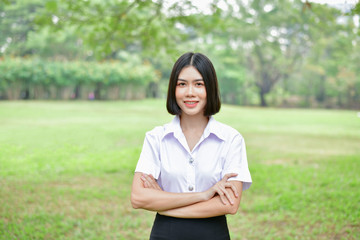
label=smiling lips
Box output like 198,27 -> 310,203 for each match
184,101 -> 199,108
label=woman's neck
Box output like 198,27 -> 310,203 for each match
179,114 -> 209,132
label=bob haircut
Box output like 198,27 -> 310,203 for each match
166,52 -> 221,116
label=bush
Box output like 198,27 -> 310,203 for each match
0,58 -> 158,100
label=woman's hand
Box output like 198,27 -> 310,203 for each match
141,173 -> 162,191
204,173 -> 239,205
141,172 -> 239,205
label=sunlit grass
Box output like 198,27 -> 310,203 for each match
0,100 -> 359,239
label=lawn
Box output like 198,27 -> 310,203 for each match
0,100 -> 359,239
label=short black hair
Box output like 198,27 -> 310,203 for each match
166,52 -> 221,116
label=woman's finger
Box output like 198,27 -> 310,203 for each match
141,174 -> 152,188
220,186 -> 234,205
222,173 -> 238,182
141,175 -> 148,187
142,173 -> 162,190
214,184 -> 233,205
143,174 -> 153,183
216,189 -> 228,205
215,183 -> 235,204
148,175 -> 162,190
224,182 -> 239,197
143,180 -> 149,188
219,194 -> 228,205
145,174 -> 158,189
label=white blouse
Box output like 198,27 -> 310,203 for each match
135,115 -> 252,193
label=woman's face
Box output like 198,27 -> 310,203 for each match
175,66 -> 207,117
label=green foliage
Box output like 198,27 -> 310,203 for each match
211,47 -> 255,105
32,0 -> 193,58
350,2 -> 360,16
0,0 -> 43,56
0,58 -> 158,100
1,0 -> 360,109
0,0 -> 87,58
297,3 -> 360,109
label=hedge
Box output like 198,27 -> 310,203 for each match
0,58 -> 159,100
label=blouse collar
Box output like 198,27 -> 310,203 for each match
162,115 -> 225,141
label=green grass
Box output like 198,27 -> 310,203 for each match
0,100 -> 359,239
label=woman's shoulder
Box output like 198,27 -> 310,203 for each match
144,120 -> 173,139
145,116 -> 180,139
212,118 -> 244,141
145,125 -> 166,138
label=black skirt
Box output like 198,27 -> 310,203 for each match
149,213 -> 230,240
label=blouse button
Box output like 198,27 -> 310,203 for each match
188,185 -> 194,191
189,157 -> 194,164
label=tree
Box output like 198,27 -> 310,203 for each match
1,0 -> 359,108
0,0 -> 88,59
350,1 -> 360,15
298,2 -> 360,108
0,0 -> 43,56
220,0 -> 322,106
33,0 -> 207,59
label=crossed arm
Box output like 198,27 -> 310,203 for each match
131,172 -> 243,218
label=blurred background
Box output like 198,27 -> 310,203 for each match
0,0 -> 360,240
1,0 -> 359,109
1,1 -> 360,239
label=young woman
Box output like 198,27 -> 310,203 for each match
131,52 -> 252,240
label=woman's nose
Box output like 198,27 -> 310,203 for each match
186,85 -> 194,96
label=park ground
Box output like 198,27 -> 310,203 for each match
0,100 -> 359,239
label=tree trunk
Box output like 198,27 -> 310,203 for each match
74,85 -> 80,99
94,82 -> 102,100
260,90 -> 267,107
316,76 -> 326,103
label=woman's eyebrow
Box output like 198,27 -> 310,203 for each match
177,78 -> 203,81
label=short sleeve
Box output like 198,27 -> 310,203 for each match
222,134 -> 252,191
134,131 -> 161,179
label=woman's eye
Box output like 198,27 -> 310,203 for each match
177,82 -> 186,86
196,82 -> 204,86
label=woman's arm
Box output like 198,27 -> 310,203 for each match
159,181 -> 243,218
131,172 -> 238,212
131,172 -> 206,211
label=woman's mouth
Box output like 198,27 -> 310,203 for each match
184,101 -> 198,108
